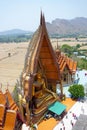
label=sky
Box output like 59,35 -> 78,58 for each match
0,0 -> 87,32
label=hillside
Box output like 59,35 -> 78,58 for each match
0,29 -> 33,43
0,17 -> 87,40
0,29 -> 32,35
46,17 -> 87,36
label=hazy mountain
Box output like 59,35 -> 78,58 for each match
0,29 -> 32,36
1,17 -> 87,37
46,17 -> 87,35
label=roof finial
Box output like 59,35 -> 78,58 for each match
40,10 -> 43,25
42,13 -> 45,25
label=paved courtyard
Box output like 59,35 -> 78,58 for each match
53,100 -> 87,130
72,114 -> 87,130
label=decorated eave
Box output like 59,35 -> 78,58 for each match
66,57 -> 77,74
56,50 -> 77,74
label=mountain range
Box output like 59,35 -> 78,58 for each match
0,17 -> 87,36
46,17 -> 87,36
0,29 -> 32,36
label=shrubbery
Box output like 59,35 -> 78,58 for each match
68,84 -> 85,99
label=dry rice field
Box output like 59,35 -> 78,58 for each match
0,42 -> 29,93
0,38 -> 87,93
51,38 -> 87,48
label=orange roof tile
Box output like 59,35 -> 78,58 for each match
56,50 -> 77,74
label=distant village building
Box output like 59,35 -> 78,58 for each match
73,52 -> 78,55
77,55 -> 86,59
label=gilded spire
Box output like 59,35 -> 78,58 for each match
40,11 -> 43,25
40,11 -> 46,27
42,13 -> 45,26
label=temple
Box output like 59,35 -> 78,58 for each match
21,12 -> 63,124
20,12 -> 77,124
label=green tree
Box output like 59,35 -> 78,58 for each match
77,58 -> 87,70
76,44 -> 81,49
61,44 -> 73,56
68,84 -> 85,99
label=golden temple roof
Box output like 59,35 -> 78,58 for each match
23,12 -> 61,82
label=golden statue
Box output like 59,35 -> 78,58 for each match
32,72 -> 59,114
19,72 -> 59,118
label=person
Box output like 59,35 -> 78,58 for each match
63,127 -> 65,130
70,120 -> 73,126
66,115 -> 68,119
21,122 -> 35,130
21,113 -> 34,130
33,124 -> 38,130
81,106 -> 84,114
21,122 -> 30,130
21,115 -> 32,130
